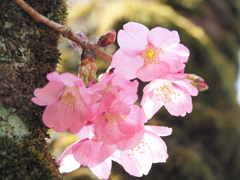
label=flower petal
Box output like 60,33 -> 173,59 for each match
112,49 -> 143,80
98,141 -> 117,162
118,22 -> 149,57
31,81 -> 65,106
115,128 -> 145,150
174,79 -> 198,96
90,158 -> 112,180
169,44 -> 190,63
56,141 -> 81,173
47,71 -> 61,81
72,139 -> 102,168
141,80 -> 165,118
136,62 -> 169,82
59,72 -> 84,87
75,124 -> 95,139
147,27 -> 180,49
164,83 -> 193,116
145,125 -> 172,136
119,150 -> 152,177
140,130 -> 169,163
160,51 -> 186,73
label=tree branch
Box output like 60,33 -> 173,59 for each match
12,0 -> 113,62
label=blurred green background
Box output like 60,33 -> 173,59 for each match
50,0 -> 240,179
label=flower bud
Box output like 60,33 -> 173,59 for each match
79,49 -> 97,87
97,29 -> 116,47
81,49 -> 95,63
184,73 -> 209,92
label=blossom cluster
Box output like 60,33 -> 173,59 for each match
32,22 -> 207,179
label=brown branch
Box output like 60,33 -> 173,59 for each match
12,0 -> 113,62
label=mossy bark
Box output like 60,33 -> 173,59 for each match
0,0 -> 67,179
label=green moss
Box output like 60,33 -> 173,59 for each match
0,136 -> 62,180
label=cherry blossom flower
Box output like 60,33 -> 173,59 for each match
141,78 -> 198,118
57,125 -> 171,178
89,73 -> 148,151
111,22 -> 189,82
112,125 -> 172,177
31,72 -> 91,133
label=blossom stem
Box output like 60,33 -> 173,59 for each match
12,0 -> 113,62
90,71 -> 99,82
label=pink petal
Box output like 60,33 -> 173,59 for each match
43,102 -> 73,131
94,113 -> 107,141
43,94 -> 87,132
141,80 -> 165,118
109,99 -> 130,115
68,100 -> 90,134
47,71 -> 61,81
31,81 -> 65,106
119,150 -> 152,177
169,44 -> 190,63
158,71 -> 185,81
118,22 -> 149,57
119,93 -> 138,106
115,128 -> 145,150
164,83 -> 193,116
96,91 -> 116,115
90,158 -> 112,180
75,124 -> 95,139
60,72 -> 83,87
136,62 -> 169,82
112,49 -> 143,80
140,130 -> 169,163
147,27 -> 180,49
118,105 -> 148,135
174,79 -> 198,96
72,139 -> 102,168
98,142 -> 117,162
103,120 -> 129,144
56,141 -> 81,173
111,72 -> 139,95
145,125 -> 172,136
160,51 -> 186,73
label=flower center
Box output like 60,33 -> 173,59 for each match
57,87 -> 81,114
155,81 -> 180,103
105,113 -> 126,132
141,45 -> 162,66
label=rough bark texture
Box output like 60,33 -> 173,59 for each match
0,0 -> 67,179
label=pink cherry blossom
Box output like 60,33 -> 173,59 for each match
111,22 -> 189,82
141,78 -> 198,118
112,125 -> 172,177
57,125 -> 172,178
31,71 -> 91,133
89,73 -> 148,151
56,139 -> 112,180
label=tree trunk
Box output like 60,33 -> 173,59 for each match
0,0 -> 67,179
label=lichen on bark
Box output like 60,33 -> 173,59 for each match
0,0 -> 68,179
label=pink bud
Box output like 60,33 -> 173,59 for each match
184,73 -> 209,92
97,29 -> 116,47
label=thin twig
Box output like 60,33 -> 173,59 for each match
12,0 -> 113,62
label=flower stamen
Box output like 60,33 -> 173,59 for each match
155,82 -> 180,103
57,87 -> 80,114
141,45 -> 162,66
105,113 -> 126,132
